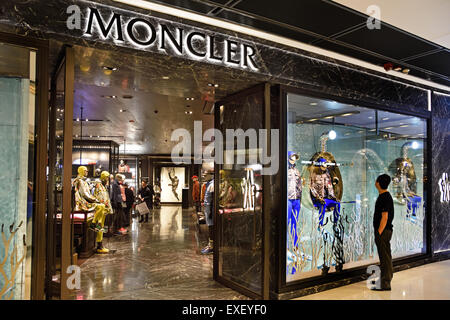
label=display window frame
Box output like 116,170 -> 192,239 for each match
276,84 -> 432,295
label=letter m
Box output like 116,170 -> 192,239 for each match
85,7 -> 124,41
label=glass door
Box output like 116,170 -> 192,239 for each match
214,84 -> 270,299
46,46 -> 74,299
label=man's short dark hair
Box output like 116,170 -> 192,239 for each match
376,174 -> 391,189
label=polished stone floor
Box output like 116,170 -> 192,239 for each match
295,259 -> 450,300
69,205 -> 248,300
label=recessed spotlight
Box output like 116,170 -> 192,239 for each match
75,134 -> 79,137
97,135 -> 100,138
341,113 -> 354,117
208,83 -> 219,88
185,97 -> 195,101
90,135 -> 93,138
324,116 -> 334,119
76,118 -> 80,122
120,109 -> 127,113
382,117 -> 389,121
102,66 -> 118,71
162,76 -> 170,80
85,119 -> 89,122
368,116 -> 373,119
400,124 -> 409,128
310,102 -> 317,106
185,111 -> 193,115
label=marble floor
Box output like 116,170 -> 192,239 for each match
69,205 -> 248,300
295,259 -> 450,300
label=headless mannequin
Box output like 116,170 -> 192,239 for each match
73,166 -> 108,253
92,171 -> 113,253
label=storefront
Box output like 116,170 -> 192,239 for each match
0,0 -> 449,300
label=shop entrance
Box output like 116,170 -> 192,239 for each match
45,42 -> 269,299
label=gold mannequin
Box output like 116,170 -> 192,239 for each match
73,166 -> 108,253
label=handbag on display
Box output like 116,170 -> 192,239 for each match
136,201 -> 150,215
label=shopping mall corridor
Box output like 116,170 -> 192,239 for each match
69,206 -> 247,300
295,259 -> 450,300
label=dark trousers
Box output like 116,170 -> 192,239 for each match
113,205 -> 126,231
375,229 -> 393,288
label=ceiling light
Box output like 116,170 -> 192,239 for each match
402,69 -> 410,74
102,66 -> 118,71
324,116 -> 334,119
368,116 -> 373,119
97,135 -> 100,138
76,118 -> 80,122
90,135 -> 93,138
185,97 -> 195,101
382,117 -> 389,121
328,130 -> 337,140
308,118 -> 318,122
412,141 -> 419,149
57,118 -> 61,121
185,111 -> 193,115
400,124 -> 409,128
310,102 -> 317,106
162,76 -> 170,80
384,127 -> 393,129
208,83 -> 219,88
341,113 -> 353,117
85,119 -> 89,122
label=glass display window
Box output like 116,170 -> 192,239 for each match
285,92 -> 427,282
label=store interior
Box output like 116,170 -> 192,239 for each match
48,40 -> 262,299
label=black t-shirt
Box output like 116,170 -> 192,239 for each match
373,191 -> 394,231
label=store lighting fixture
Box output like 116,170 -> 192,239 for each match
76,118 -> 80,121
400,124 -> 409,127
384,127 -> 393,130
57,118 -> 61,121
328,130 -> 337,140
162,76 -> 170,80
102,95 -> 117,99
102,66 -> 118,71
185,111 -> 193,115
382,117 -> 389,121
310,102 -> 318,106
368,116 -> 373,119
85,119 -> 89,122
341,113 -> 353,117
208,83 -> 219,88
308,118 -> 318,122
412,141 -> 419,149
185,97 -> 195,101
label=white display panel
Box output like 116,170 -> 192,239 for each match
160,167 -> 185,203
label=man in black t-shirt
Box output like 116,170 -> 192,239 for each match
373,174 -> 394,291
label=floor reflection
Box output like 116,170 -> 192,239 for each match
69,205 -> 248,300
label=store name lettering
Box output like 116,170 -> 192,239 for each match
439,172 -> 450,203
66,6 -> 259,71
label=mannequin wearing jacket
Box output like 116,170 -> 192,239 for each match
73,166 -> 108,252
92,171 -> 113,253
287,151 -> 302,274
310,157 -> 340,226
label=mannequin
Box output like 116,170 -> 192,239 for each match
310,157 -> 341,226
201,170 -> 214,254
118,160 -> 130,173
92,171 -> 113,253
287,151 -> 302,274
168,167 -> 180,201
72,166 -> 108,253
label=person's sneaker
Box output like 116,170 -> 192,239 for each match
96,247 -> 110,254
201,245 -> 213,254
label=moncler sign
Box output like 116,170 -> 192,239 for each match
66,4 -> 259,71
438,172 -> 450,203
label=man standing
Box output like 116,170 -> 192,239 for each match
138,179 -> 154,223
111,174 -> 128,235
373,174 -> 394,291
201,170 -> 214,254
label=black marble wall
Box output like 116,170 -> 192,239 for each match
431,92 -> 450,254
0,0 -> 433,117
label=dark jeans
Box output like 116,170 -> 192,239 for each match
113,204 -> 126,231
375,229 -> 393,289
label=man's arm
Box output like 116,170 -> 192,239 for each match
378,211 -> 388,235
